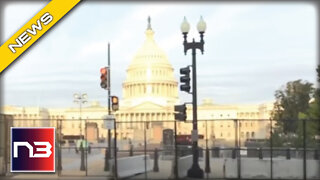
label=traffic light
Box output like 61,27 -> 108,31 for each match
100,67 -> 109,90
111,96 -> 119,111
180,66 -> 191,93
174,104 -> 187,121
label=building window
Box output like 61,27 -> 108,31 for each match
220,133 -> 223,137
246,132 -> 250,138
251,132 -> 255,138
241,132 -> 244,138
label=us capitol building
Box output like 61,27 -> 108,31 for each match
2,18 -> 274,147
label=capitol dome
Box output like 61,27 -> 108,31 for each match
122,17 -> 178,107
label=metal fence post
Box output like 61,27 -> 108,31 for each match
58,147 -> 62,171
232,149 -> 236,159
4,116 -> 9,175
259,148 -> 263,160
270,118 -> 273,180
286,148 -> 290,160
104,148 -> 109,171
85,118 -> 88,176
80,143 -> 85,171
303,119 -> 306,180
205,120 -> 210,175
234,119 -> 238,149
315,149 -> 319,160
129,144 -> 133,156
174,120 -> 179,179
144,121 -> 147,180
237,119 -> 241,179
205,147 -> 210,173
114,118 -> 118,180
153,148 -> 159,172
58,119 -> 62,174
233,119 -> 240,178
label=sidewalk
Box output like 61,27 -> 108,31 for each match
0,174 -> 111,180
0,174 -> 228,180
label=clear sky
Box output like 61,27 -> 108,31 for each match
2,1 -> 318,108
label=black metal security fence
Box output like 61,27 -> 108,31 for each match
0,116 -> 319,179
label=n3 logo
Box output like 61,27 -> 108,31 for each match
11,127 -> 55,172
13,141 -> 52,158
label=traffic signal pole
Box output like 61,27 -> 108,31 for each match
189,39 -> 204,178
107,43 -> 112,171
102,44 -> 118,179
108,44 -> 118,179
183,33 -> 205,178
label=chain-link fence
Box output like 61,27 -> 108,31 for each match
0,117 -> 319,179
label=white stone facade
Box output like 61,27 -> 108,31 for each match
2,18 -> 274,146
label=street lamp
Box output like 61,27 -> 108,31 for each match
181,16 -> 206,178
73,93 -> 88,138
73,93 -> 88,172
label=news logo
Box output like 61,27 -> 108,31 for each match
11,127 -> 55,172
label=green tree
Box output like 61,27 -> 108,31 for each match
272,80 -> 314,133
301,65 -> 320,147
271,66 -> 320,147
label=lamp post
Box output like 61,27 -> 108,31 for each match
73,93 -> 88,139
73,93 -> 88,172
181,16 -> 206,179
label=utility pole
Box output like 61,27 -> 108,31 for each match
107,43 -> 112,170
